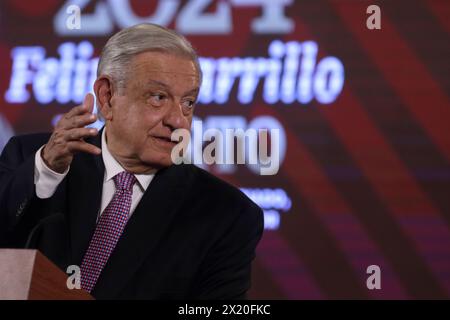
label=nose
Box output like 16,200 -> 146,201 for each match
163,100 -> 189,131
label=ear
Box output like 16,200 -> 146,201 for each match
94,76 -> 115,121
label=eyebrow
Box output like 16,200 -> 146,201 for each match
146,80 -> 199,96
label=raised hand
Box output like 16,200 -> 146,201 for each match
42,93 -> 101,173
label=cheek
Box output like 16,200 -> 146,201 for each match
142,107 -> 165,130
118,104 -> 154,128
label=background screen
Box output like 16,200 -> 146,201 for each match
0,0 -> 449,299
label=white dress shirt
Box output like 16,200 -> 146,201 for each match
34,129 -> 155,219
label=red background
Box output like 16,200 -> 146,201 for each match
0,0 -> 449,299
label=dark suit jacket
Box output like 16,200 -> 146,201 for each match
0,131 -> 264,299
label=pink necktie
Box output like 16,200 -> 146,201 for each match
80,171 -> 136,292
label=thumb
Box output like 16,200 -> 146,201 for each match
84,93 -> 95,114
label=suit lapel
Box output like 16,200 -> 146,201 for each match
66,129 -> 105,266
92,164 -> 193,299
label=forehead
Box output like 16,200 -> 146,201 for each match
129,51 -> 200,87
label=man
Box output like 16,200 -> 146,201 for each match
0,23 -> 264,299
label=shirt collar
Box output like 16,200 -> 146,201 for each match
101,128 -> 154,191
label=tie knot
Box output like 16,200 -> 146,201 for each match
113,171 -> 136,191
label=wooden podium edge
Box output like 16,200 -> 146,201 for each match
28,251 -> 93,300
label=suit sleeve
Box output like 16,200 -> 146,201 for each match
192,203 -> 264,300
0,136 -> 45,246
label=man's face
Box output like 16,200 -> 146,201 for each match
105,51 -> 200,171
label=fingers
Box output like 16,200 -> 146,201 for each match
65,127 -> 98,141
67,140 -> 102,155
44,94 -> 101,172
61,112 -> 97,130
58,93 -> 98,129
64,93 -> 96,119
65,103 -> 89,119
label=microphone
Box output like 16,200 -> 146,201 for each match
25,212 -> 71,271
25,212 -> 66,249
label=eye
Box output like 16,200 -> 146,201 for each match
149,93 -> 167,106
181,99 -> 195,109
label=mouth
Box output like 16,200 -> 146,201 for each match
152,135 -> 177,148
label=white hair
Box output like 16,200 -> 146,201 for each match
97,23 -> 202,89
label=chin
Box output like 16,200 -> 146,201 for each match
157,157 -> 174,168
143,152 -> 174,169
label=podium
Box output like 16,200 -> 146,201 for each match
0,249 -> 93,300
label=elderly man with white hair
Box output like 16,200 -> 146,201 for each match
0,23 -> 263,299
